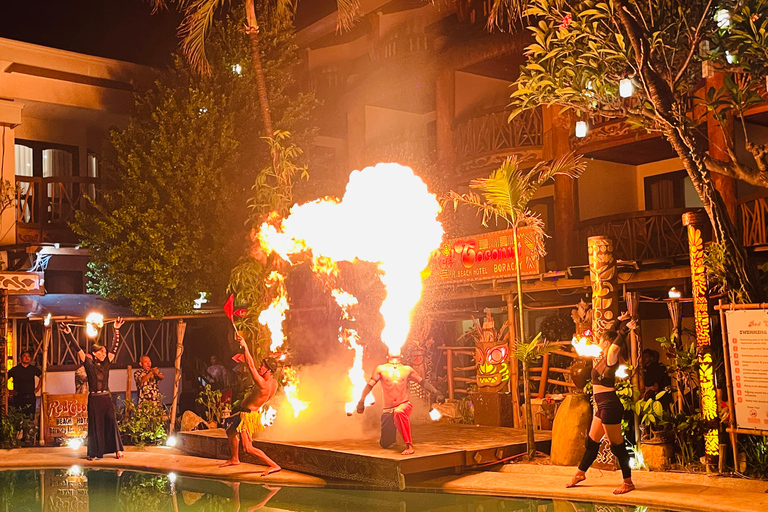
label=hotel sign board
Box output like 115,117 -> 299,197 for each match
42,393 -> 88,445
724,309 -> 768,430
427,228 -> 542,285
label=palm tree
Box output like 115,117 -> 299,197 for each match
448,152 -> 585,459
147,0 -> 359,139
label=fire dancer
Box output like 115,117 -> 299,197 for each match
220,335 -> 281,476
356,352 -> 444,455
567,313 -> 636,494
60,318 -> 125,460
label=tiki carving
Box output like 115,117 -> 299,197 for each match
587,236 -> 618,342
406,314 -> 435,401
474,309 -> 510,392
682,211 -> 719,461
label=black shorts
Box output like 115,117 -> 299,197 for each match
223,412 -> 242,435
594,390 -> 624,425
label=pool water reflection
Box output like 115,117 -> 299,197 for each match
0,468 -> 676,512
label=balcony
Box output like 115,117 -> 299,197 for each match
576,208 -> 702,265
16,176 -> 101,244
452,107 -> 542,175
739,190 -> 768,248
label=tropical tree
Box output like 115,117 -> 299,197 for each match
74,15 -> 316,317
448,153 -> 585,458
483,0 -> 768,302
148,0 -> 359,138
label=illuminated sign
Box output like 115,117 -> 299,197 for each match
426,228 -> 541,284
42,394 -> 88,445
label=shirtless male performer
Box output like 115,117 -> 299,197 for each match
220,335 -> 281,476
356,352 -> 444,455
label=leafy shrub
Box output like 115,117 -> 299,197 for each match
119,399 -> 167,447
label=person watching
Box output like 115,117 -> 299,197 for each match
8,350 -> 41,418
134,355 -> 165,407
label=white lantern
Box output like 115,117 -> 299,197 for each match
619,78 -> 634,98
575,121 -> 588,138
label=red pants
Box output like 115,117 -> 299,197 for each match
380,401 -> 413,448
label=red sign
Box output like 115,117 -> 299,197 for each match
43,393 -> 88,445
426,228 -> 542,284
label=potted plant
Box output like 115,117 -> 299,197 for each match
635,390 -> 674,470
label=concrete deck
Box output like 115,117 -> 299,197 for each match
0,446 -> 765,511
178,424 -> 552,488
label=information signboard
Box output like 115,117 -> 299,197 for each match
42,393 -> 88,445
724,309 -> 768,430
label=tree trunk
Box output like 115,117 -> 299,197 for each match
513,228 -> 536,459
614,0 -> 763,303
245,0 -> 274,137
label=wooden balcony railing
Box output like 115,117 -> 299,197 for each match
16,176 -> 101,244
453,107 -> 542,168
739,190 -> 768,248
576,208 -> 702,264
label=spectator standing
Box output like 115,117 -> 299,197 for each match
8,350 -> 41,418
74,365 -> 89,394
206,355 -> 229,389
134,355 -> 165,407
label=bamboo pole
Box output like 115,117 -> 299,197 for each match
168,320 -> 186,436
125,365 -> 132,420
537,353 -> 550,398
38,324 -> 51,446
446,350 -> 454,400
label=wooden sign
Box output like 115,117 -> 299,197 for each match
724,309 -> 768,430
426,228 -> 541,285
0,271 -> 43,294
42,393 -> 88,445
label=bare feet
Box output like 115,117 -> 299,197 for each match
261,465 -> 281,477
565,472 -> 586,488
401,444 -> 415,455
220,459 -> 241,468
115,451 -> 124,459
613,481 -> 635,494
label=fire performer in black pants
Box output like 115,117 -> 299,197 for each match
567,313 -> 636,495
60,318 -> 125,460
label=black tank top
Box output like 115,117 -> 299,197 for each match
591,357 -> 619,387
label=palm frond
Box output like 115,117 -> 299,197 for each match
336,0 -> 361,31
469,156 -> 527,222
146,0 -> 169,14
178,0 -> 229,74
513,332 -> 556,363
487,0 -> 528,31
520,152 -> 585,207
445,190 -> 512,228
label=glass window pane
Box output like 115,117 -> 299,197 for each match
14,144 -> 33,177
42,149 -> 73,178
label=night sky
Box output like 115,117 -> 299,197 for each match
0,0 -> 182,67
0,0 -> 338,67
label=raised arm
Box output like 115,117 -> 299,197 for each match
238,334 -> 266,387
59,323 -> 85,363
408,367 -> 445,403
107,317 -> 124,363
356,367 -> 381,413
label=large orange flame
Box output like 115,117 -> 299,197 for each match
331,289 -> 374,413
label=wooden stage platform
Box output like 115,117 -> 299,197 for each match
178,423 -> 551,489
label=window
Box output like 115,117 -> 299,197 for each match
87,152 -> 99,200
644,170 -> 686,210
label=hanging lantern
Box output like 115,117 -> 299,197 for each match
619,78 -> 634,98
575,121 -> 588,138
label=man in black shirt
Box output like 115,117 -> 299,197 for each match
9,350 -> 41,417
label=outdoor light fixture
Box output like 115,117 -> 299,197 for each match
168,472 -> 177,484
668,287 -> 682,299
429,408 -> 442,421
67,438 -> 83,450
716,8 -> 731,29
44,313 -> 52,327
726,51 -> 738,64
574,121 -> 588,138
193,292 -> 208,310
619,78 -> 634,98
166,435 -> 178,447
85,312 -> 104,338
232,63 -> 242,75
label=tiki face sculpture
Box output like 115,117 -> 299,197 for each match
475,341 -> 510,391
475,310 -> 510,391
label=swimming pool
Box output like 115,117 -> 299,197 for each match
0,468 -> 679,511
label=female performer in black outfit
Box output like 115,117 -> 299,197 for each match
567,312 -> 636,494
61,318 -> 125,460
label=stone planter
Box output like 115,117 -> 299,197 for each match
640,438 -> 674,471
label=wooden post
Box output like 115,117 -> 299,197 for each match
537,354 -> 550,399
125,365 -> 132,420
625,290 -> 642,445
588,236 -> 619,340
718,299 -> 740,472
683,211 -> 719,471
2,289 -> 8,416
506,294 -> 521,428
168,319 -> 186,436
39,324 -> 51,446
446,349 -> 454,401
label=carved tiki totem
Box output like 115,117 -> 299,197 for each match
588,236 -> 618,341
475,309 -> 510,392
